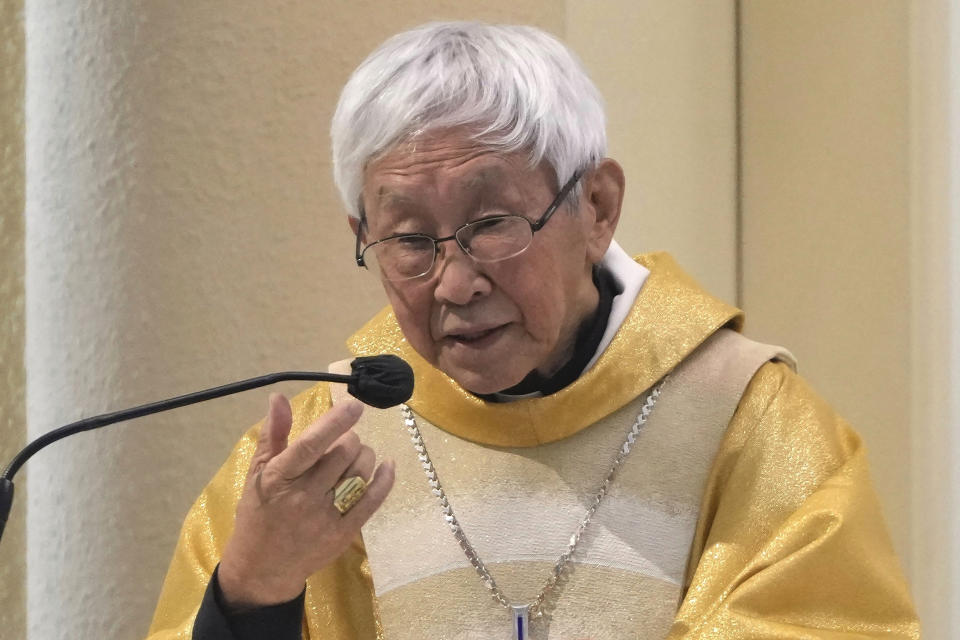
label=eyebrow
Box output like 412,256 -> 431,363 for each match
463,168 -> 500,191
375,187 -> 417,210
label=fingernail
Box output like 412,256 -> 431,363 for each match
345,399 -> 364,417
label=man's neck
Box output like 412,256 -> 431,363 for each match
480,265 -> 622,401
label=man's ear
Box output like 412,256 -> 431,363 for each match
582,158 -> 625,263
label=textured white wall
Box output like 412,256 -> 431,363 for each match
23,2 -> 391,638
0,1 -> 26,639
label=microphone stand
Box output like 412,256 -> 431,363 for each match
0,355 -> 413,543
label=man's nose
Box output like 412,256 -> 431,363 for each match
432,241 -> 492,306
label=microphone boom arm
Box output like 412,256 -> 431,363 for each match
1,371 -> 351,483
0,354 -> 414,543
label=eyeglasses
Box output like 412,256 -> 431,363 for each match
355,171 -> 582,282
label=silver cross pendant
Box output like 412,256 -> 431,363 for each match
511,604 -> 530,640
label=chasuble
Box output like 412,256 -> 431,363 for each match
147,252 -> 920,639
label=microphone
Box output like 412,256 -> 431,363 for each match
0,354 -> 414,543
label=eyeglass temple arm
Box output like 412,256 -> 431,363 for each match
531,170 -> 583,232
355,210 -> 367,267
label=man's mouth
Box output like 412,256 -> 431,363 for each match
446,325 -> 506,344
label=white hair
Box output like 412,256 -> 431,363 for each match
331,21 -> 607,218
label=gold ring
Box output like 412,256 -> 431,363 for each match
333,476 -> 367,514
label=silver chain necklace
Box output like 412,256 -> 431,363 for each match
400,377 -> 667,640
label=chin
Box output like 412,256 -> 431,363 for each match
438,360 -> 529,395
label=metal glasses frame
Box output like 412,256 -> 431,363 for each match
355,170 -> 583,279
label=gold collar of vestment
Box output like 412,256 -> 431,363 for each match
346,252 -> 742,447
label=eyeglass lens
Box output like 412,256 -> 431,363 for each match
365,216 -> 534,281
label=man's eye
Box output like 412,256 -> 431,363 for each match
390,237 -> 435,258
397,236 -> 429,246
472,217 -> 508,232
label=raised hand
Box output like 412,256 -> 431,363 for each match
218,393 -> 395,608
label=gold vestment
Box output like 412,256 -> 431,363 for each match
147,253 -> 919,639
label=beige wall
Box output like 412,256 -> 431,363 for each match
739,1 -> 960,633
739,0 -> 912,562
568,0 -> 738,304
0,1 -> 26,639
908,1 -> 959,635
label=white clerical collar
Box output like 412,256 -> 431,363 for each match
485,240 -> 649,402
582,240 -> 649,373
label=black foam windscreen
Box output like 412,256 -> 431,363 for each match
348,355 -> 415,408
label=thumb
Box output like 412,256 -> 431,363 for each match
250,393 -> 293,474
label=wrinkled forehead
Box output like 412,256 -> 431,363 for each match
360,131 -> 554,219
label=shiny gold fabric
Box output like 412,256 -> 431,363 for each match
146,253 -> 919,639
347,252 -> 742,447
673,361 -> 919,639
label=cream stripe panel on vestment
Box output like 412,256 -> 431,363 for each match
366,495 -> 699,595
328,329 -> 793,639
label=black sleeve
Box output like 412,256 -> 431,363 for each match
192,564 -> 305,640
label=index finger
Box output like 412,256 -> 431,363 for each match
270,399 -> 364,479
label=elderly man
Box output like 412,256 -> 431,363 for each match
147,22 -> 919,640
